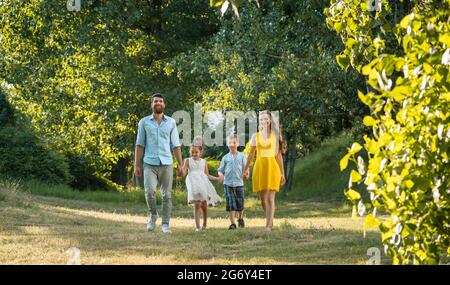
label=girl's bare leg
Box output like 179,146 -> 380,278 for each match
201,201 -> 208,229
194,202 -> 201,229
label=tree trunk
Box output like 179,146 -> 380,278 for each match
111,157 -> 129,186
118,157 -> 129,186
282,131 -> 297,192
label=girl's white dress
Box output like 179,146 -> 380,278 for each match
186,158 -> 222,206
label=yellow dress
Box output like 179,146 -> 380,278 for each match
252,132 -> 281,192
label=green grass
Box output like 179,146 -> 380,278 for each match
19,179 -> 190,206
281,131 -> 366,202
0,132 -> 387,264
0,181 -> 388,264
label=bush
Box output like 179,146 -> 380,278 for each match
0,126 -> 71,184
0,88 -> 14,126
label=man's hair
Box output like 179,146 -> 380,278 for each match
151,93 -> 164,102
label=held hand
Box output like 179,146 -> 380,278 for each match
218,175 -> 224,185
243,170 -> 249,182
177,167 -> 184,177
280,174 -> 286,186
134,166 -> 142,177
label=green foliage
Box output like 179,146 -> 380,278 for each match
327,0 -> 450,264
0,1 -> 219,181
0,89 -> 14,126
174,0 -> 366,151
1,87 -> 71,184
0,125 -> 71,184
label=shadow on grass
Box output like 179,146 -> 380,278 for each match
28,194 -> 353,220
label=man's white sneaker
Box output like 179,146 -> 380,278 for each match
147,216 -> 157,231
161,224 -> 171,234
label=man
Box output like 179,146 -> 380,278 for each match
134,93 -> 183,234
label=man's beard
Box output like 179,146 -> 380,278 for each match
153,105 -> 164,114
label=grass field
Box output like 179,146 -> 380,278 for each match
0,179 -> 388,265
0,132 -> 389,265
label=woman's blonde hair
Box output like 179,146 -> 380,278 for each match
259,110 -> 287,154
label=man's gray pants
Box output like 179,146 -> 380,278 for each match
143,163 -> 173,225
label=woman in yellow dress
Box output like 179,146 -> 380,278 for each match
243,110 -> 286,230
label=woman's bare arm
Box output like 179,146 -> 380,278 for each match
276,151 -> 286,185
243,134 -> 257,173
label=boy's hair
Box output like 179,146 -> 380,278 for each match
151,93 -> 164,102
227,133 -> 239,143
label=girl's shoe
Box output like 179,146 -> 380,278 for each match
195,228 -> 201,232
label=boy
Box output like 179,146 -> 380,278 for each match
218,134 -> 249,230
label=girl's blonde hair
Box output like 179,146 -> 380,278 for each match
190,135 -> 204,152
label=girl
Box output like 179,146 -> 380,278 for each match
181,137 -> 222,231
243,110 -> 287,231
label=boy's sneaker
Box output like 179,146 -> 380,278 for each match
146,215 -> 157,231
161,224 -> 171,234
238,218 -> 245,228
228,224 -> 237,230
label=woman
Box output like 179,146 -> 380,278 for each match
243,110 -> 286,230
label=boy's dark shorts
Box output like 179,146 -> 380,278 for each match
224,185 -> 244,212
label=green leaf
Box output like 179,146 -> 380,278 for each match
405,180 -> 414,189
399,15 -> 410,29
345,189 -> 361,201
364,214 -> 380,227
336,54 -> 350,70
390,85 -> 410,102
348,142 -> 363,155
334,22 -> 344,33
340,153 -> 351,171
351,169 -> 362,183
363,116 -> 377,126
358,91 -> 371,106
210,0 -> 225,7
439,33 -> 450,46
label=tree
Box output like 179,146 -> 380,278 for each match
326,0 -> 450,264
175,0 -> 366,191
0,0 -> 219,186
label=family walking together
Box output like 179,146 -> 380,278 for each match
133,93 -> 286,233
